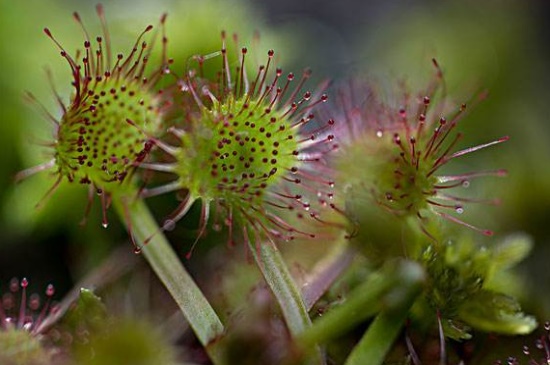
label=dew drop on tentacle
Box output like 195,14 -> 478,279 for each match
163,219 -> 176,232
18,277 -> 29,329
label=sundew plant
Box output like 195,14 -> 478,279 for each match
3,1 -> 548,364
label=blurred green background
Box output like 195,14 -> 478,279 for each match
0,0 -> 549,358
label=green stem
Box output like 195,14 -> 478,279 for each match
299,260 -> 424,354
248,238 -> 324,364
344,261 -> 425,365
113,192 -> 225,364
344,308 -> 410,365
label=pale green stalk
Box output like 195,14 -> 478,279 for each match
299,260 -> 424,349
248,238 -> 324,364
344,260 -> 425,365
113,190 -> 225,364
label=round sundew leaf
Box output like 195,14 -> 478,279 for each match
0,329 -> 51,365
17,7 -> 171,229
74,318 -> 179,365
331,70 -> 508,254
176,95 -> 299,210
55,77 -> 161,191
147,42 -> 340,246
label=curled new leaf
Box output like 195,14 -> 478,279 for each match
458,290 -> 537,335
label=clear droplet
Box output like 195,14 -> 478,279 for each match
376,130 -> 383,138
455,206 -> 464,214
163,219 -> 176,231
462,180 -> 470,188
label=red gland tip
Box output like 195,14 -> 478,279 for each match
496,169 -> 508,177
46,284 -> 55,297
